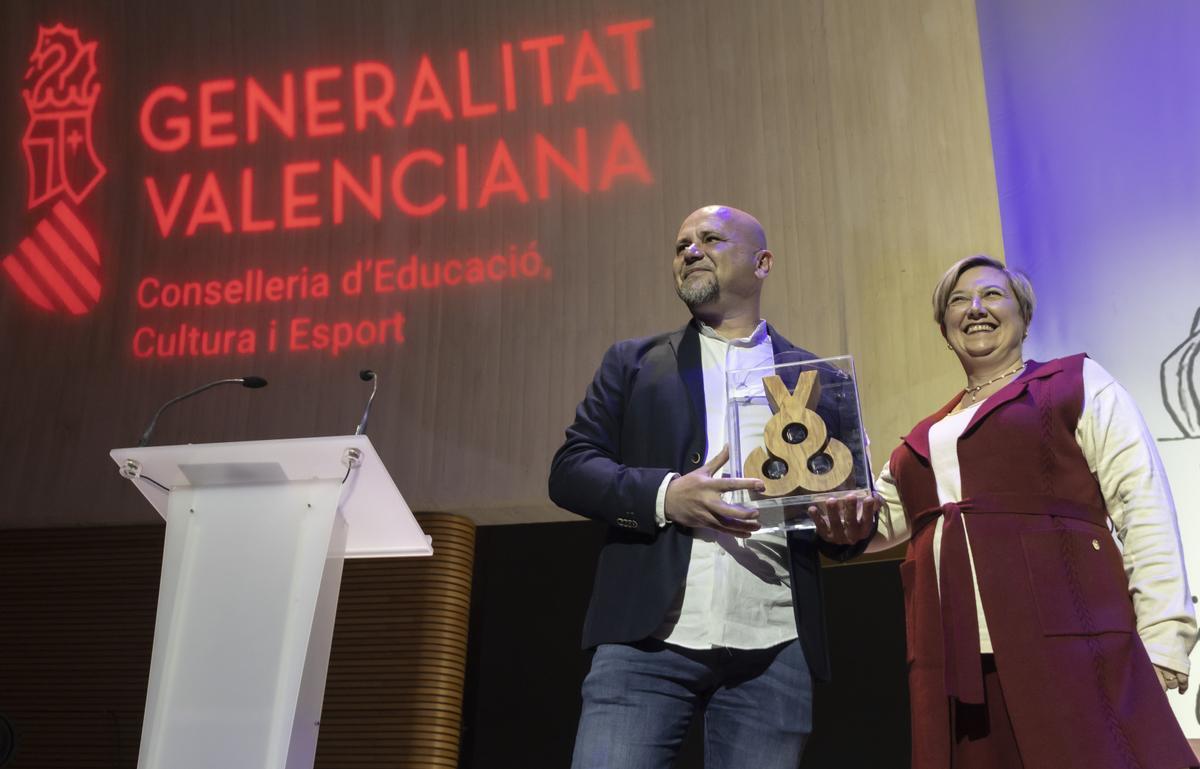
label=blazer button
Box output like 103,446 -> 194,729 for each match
689,452 -> 702,465
1091,539 -> 1101,551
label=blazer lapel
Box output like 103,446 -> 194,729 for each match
901,395 -> 960,462
901,358 -> 1065,459
961,358 -> 1062,439
670,321 -> 805,457
767,324 -> 806,390
769,324 -> 797,357
670,321 -> 707,446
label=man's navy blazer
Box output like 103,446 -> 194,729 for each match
549,320 -> 863,682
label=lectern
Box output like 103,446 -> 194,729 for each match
110,435 -> 432,769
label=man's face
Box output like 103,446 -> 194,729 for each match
673,207 -> 769,311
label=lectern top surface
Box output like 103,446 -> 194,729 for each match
110,435 -> 432,558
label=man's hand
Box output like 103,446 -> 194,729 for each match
664,446 -> 764,537
1155,664 -> 1190,695
807,492 -> 880,545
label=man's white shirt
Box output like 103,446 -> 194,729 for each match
652,320 -> 797,650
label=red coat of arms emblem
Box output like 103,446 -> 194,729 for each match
22,23 -> 107,209
2,24 -> 106,316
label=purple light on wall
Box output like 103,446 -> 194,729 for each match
975,0 -> 1200,433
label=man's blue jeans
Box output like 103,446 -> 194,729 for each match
570,639 -> 812,769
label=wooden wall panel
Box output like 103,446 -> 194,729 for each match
0,513 -> 475,769
316,512 -> 476,769
0,527 -> 160,768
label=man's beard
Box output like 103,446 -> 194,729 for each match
676,273 -> 718,307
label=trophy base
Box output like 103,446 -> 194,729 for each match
728,488 -> 869,535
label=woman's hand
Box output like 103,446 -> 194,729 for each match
1154,665 -> 1189,695
806,491 -> 881,545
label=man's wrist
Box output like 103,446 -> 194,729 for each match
655,472 -> 679,528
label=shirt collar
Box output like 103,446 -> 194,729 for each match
696,319 -> 769,347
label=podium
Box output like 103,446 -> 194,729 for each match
110,435 -> 432,769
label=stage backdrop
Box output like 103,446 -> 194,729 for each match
0,0 -> 1004,528
977,0 -> 1200,736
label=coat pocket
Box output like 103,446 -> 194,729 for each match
1020,527 -> 1135,636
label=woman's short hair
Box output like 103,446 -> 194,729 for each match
931,254 -> 1036,330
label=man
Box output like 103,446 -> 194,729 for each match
548,205 -> 874,769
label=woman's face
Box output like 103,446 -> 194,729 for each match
942,265 -> 1027,364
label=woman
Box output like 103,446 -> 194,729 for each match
815,255 -> 1196,768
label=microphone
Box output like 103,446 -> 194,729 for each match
137,376 -> 269,447
355,369 -> 378,435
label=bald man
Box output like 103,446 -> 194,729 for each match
549,206 -> 871,769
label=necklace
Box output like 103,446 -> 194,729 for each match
964,361 -> 1025,402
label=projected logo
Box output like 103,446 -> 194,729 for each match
2,23 -> 105,315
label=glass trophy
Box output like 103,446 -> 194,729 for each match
725,352 -> 872,533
